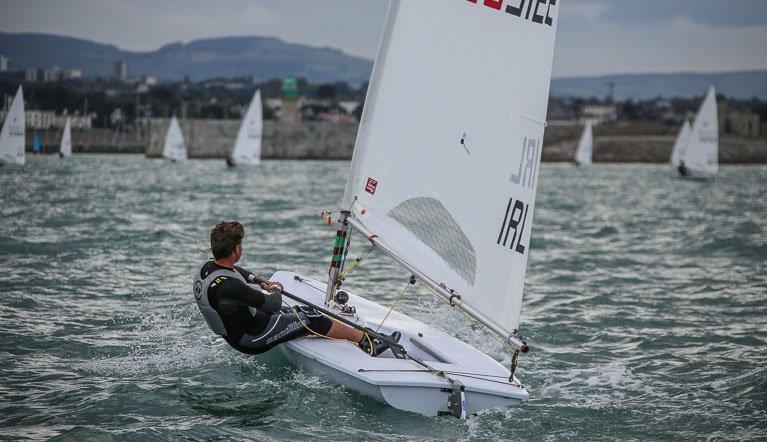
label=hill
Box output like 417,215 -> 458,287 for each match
0,33 -> 373,84
1,33 -> 765,98
550,71 -> 767,100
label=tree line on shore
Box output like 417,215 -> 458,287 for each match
1,76 -> 766,131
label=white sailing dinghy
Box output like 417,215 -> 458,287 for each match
59,117 -> 72,158
271,0 -> 559,417
0,86 -> 25,166
677,86 -> 718,179
573,121 -> 593,166
669,120 -> 691,168
228,90 -> 262,167
162,116 -> 188,162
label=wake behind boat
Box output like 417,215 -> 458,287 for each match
227,90 -> 262,167
274,0 -> 560,417
0,86 -> 25,166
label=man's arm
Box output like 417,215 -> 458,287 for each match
216,277 -> 282,314
234,265 -> 282,291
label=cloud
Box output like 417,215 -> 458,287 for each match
595,0 -> 767,28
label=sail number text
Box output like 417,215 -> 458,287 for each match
496,197 -> 530,255
467,0 -> 557,26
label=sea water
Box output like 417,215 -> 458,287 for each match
0,155 -> 764,440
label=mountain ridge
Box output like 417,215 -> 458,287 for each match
0,32 -> 765,98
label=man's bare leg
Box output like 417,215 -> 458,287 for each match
325,321 -> 364,343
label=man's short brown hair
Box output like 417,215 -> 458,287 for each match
210,221 -> 244,259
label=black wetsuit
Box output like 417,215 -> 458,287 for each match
199,261 -> 333,354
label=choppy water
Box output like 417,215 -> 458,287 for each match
0,155 -> 765,441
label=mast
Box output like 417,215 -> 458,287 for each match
325,211 -> 350,304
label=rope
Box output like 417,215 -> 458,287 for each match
282,300 -> 375,354
376,275 -> 415,332
338,245 -> 374,281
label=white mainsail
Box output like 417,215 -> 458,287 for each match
0,86 -> 25,165
670,120 -> 691,166
342,0 -> 559,333
59,118 -> 72,157
574,121 -> 593,165
681,86 -> 718,176
231,89 -> 262,166
162,116 -> 188,162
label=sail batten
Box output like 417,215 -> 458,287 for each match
342,1 -> 559,333
0,86 -> 25,165
231,90 -> 262,165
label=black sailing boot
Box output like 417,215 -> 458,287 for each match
359,331 -> 401,357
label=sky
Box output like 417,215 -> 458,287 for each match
0,0 -> 765,78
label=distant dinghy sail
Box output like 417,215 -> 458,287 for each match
162,116 -> 188,162
573,121 -> 593,166
59,118 -> 72,158
670,120 -> 691,167
679,86 -> 718,178
0,86 -> 25,166
229,90 -> 262,166
33,132 -> 41,154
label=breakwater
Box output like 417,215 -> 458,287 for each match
146,118 -> 767,163
24,128 -> 146,154
146,119 -> 356,160
26,119 -> 766,163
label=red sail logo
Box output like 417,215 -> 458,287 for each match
365,178 -> 378,195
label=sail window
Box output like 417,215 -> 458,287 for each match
388,197 -> 477,285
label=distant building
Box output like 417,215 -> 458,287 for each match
580,103 -> 618,124
339,101 -> 360,115
113,61 -> 128,81
24,68 -> 37,82
40,66 -> 62,82
62,69 -> 83,80
0,55 -> 8,71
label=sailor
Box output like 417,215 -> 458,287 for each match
193,221 -> 399,356
678,159 -> 689,176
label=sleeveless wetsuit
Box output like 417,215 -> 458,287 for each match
194,260 -> 333,354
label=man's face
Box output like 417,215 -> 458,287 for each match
234,244 -> 243,263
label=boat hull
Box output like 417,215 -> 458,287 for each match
271,271 -> 528,417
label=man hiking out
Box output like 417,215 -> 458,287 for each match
193,221 -> 400,356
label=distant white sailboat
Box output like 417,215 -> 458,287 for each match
162,116 -> 188,162
669,120 -> 691,167
271,0 -> 560,417
59,118 -> 72,158
0,86 -> 25,166
573,121 -> 593,166
678,86 -> 718,179
228,90 -> 262,167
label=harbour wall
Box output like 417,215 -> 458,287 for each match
146,119 -> 356,160
146,118 -> 767,163
27,119 -> 767,163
